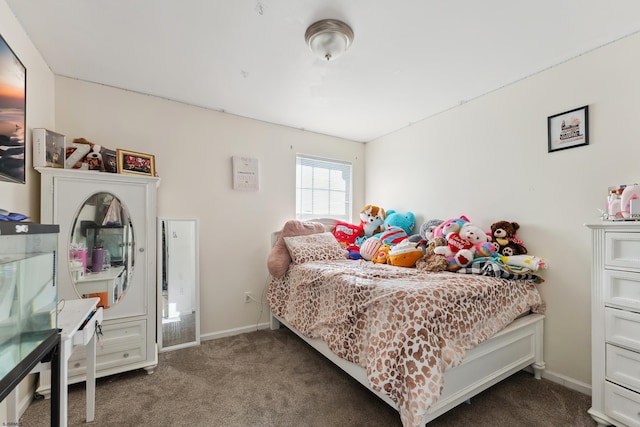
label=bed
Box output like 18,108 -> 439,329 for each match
267,219 -> 545,427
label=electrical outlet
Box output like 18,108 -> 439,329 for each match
244,291 -> 252,303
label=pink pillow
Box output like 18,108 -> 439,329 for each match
267,220 -> 325,278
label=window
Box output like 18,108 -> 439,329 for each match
296,155 -> 352,222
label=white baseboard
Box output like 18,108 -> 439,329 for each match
524,366 -> 592,396
0,377 -> 37,424
199,322 -> 270,342
17,388 -> 34,420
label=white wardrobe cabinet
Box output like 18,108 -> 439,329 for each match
588,222 -> 640,427
37,167 -> 160,390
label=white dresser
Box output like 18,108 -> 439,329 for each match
588,222 -> 640,427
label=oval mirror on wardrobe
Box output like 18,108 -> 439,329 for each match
68,192 -> 134,309
158,218 -> 200,351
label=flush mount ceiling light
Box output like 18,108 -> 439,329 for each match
305,19 -> 354,61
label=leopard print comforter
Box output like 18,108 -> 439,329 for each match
267,259 -> 544,427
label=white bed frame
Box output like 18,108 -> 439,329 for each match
270,312 -> 545,425
269,221 -> 545,425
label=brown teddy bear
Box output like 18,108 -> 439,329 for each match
416,237 -> 450,272
490,221 -> 527,256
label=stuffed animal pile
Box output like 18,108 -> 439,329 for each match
333,205 -> 423,267
417,217 -> 545,275
326,207 -> 545,275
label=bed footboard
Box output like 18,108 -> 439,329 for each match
270,313 -> 281,330
425,313 -> 545,423
270,311 -> 545,425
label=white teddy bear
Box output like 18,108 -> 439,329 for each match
433,223 -> 490,268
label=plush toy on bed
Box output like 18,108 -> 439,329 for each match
490,220 -> 528,256
359,205 -> 386,238
359,237 -> 382,261
346,244 -> 361,260
416,237 -> 450,272
384,210 -> 416,235
372,243 -> 391,264
370,210 -> 416,247
333,220 -> 362,247
408,219 -> 444,252
387,239 -> 424,267
432,215 -> 470,239
434,222 -> 491,269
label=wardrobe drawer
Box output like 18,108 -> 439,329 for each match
607,344 -> 640,393
606,232 -> 640,270
68,319 -> 147,377
605,381 -> 640,427
605,270 -> 640,312
606,308 -> 640,352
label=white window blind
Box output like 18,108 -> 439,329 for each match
296,155 -> 352,222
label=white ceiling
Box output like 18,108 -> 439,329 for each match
6,1 -> 640,142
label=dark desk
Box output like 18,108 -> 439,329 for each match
0,329 -> 61,427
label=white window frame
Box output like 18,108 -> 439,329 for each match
295,155 -> 352,223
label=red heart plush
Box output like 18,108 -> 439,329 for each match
448,233 -> 474,252
457,252 -> 471,266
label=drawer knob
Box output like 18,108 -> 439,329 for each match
74,362 -> 80,368
123,352 -> 129,358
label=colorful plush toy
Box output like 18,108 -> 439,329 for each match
434,222 -> 491,268
377,226 -> 409,246
408,219 -> 444,252
382,210 -> 416,235
359,205 -> 386,237
372,244 -> 391,264
490,220 -> 527,256
387,240 -> 424,268
432,215 -> 470,239
420,219 -> 444,241
346,244 -> 361,260
360,237 -> 382,261
475,241 -> 497,257
416,237 -> 450,272
333,220 -> 362,247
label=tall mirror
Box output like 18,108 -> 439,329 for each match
68,192 -> 134,309
158,218 -> 200,351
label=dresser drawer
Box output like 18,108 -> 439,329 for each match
605,381 -> 640,427
607,344 -> 640,393
605,270 -> 640,312
606,308 -> 640,352
606,232 -> 640,270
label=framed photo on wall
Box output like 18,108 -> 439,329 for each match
0,34 -> 26,183
547,105 -> 589,153
117,149 -> 156,176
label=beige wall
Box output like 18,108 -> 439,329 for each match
366,32 -> 640,389
54,76 -> 365,337
0,0 -> 56,421
0,0 -> 55,217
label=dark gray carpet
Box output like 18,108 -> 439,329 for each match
20,327 -> 595,426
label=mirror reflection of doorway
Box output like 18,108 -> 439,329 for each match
159,218 -> 200,351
